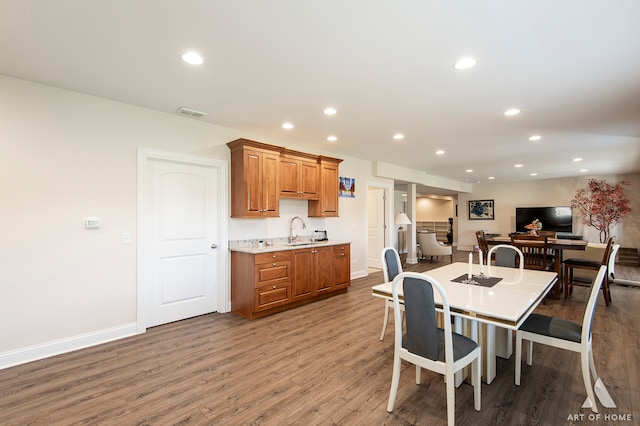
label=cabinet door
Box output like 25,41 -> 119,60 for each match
244,149 -> 264,217
322,162 -> 339,215
262,152 -> 280,217
279,158 -> 299,198
314,246 -> 334,293
333,244 -> 350,289
299,161 -> 319,199
291,249 -> 313,300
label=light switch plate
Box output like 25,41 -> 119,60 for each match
83,217 -> 101,229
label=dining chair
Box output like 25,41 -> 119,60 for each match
563,237 -> 615,306
515,265 -> 615,413
511,234 -> 554,271
418,232 -> 453,263
379,247 -> 404,340
486,244 -> 524,277
475,230 -> 489,259
387,272 -> 481,426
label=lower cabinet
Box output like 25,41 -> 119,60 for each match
231,243 -> 350,319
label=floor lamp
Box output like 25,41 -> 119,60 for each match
394,212 -> 411,264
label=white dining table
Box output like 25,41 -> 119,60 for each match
371,262 -> 558,384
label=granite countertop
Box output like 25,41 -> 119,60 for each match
230,240 -> 351,254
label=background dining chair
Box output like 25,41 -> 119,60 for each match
418,232 -> 452,263
475,231 -> 489,260
379,247 -> 404,340
387,272 -> 481,426
486,244 -> 524,277
511,234 -> 554,271
564,237 -> 615,306
515,265 -> 615,413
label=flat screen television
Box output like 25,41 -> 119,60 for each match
515,206 -> 573,233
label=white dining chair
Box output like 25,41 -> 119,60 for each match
387,272 -> 481,426
486,244 -> 524,276
515,265 -> 615,413
379,247 -> 404,340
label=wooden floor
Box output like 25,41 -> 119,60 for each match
2,251 -> 639,425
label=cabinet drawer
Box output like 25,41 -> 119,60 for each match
255,250 -> 292,264
255,283 -> 290,311
255,261 -> 291,286
333,244 -> 350,256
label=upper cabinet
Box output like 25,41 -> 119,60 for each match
228,139 -> 342,218
279,152 -> 319,200
308,157 -> 341,217
228,139 -> 280,218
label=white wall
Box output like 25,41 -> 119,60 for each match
416,197 -> 454,222
0,75 -> 393,367
456,175 -> 639,250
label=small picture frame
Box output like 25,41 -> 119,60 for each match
469,200 -> 495,220
339,177 -> 355,198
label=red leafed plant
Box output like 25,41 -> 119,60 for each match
571,179 -> 631,243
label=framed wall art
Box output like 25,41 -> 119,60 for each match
469,199 -> 495,220
339,177 -> 355,198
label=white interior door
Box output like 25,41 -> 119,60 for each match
367,187 -> 386,269
140,152 -> 225,328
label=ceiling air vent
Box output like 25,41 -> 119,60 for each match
176,106 -> 207,118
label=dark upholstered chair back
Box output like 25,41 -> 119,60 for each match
403,276 -> 439,360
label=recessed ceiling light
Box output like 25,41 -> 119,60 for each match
282,122 -> 294,129
488,176 -> 495,180
181,51 -> 203,65
453,57 -> 477,70
529,135 -> 542,141
514,164 -> 523,168
573,157 -> 583,162
465,169 -> 473,173
393,133 -> 404,140
435,150 -> 445,155
327,135 -> 337,142
580,169 -> 588,173
323,107 -> 337,116
504,108 -> 520,116
530,173 -> 538,176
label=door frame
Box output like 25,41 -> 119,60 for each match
366,180 -> 392,270
137,148 -> 229,333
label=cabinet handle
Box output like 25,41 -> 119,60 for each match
273,285 -> 276,289
273,263 -> 277,266
341,253 -> 345,256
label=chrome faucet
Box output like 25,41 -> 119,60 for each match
289,216 -> 307,243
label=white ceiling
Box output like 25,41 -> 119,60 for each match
2,1 -> 639,195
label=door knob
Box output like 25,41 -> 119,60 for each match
211,244 -> 218,249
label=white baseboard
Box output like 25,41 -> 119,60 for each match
0,323 -> 140,370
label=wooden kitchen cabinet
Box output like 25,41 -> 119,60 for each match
308,158 -> 342,217
228,139 -> 280,218
231,243 -> 351,319
231,250 -> 291,319
228,138 -> 342,218
280,153 -> 319,200
291,246 -> 334,301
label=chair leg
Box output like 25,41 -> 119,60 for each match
445,371 -> 456,426
380,302 -> 390,340
387,355 -> 402,412
563,264 -> 570,300
586,347 -> 617,408
473,352 -> 481,411
602,274 -> 611,306
415,365 -> 421,384
515,332 -> 522,385
581,348 -> 599,413
526,340 -> 533,365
